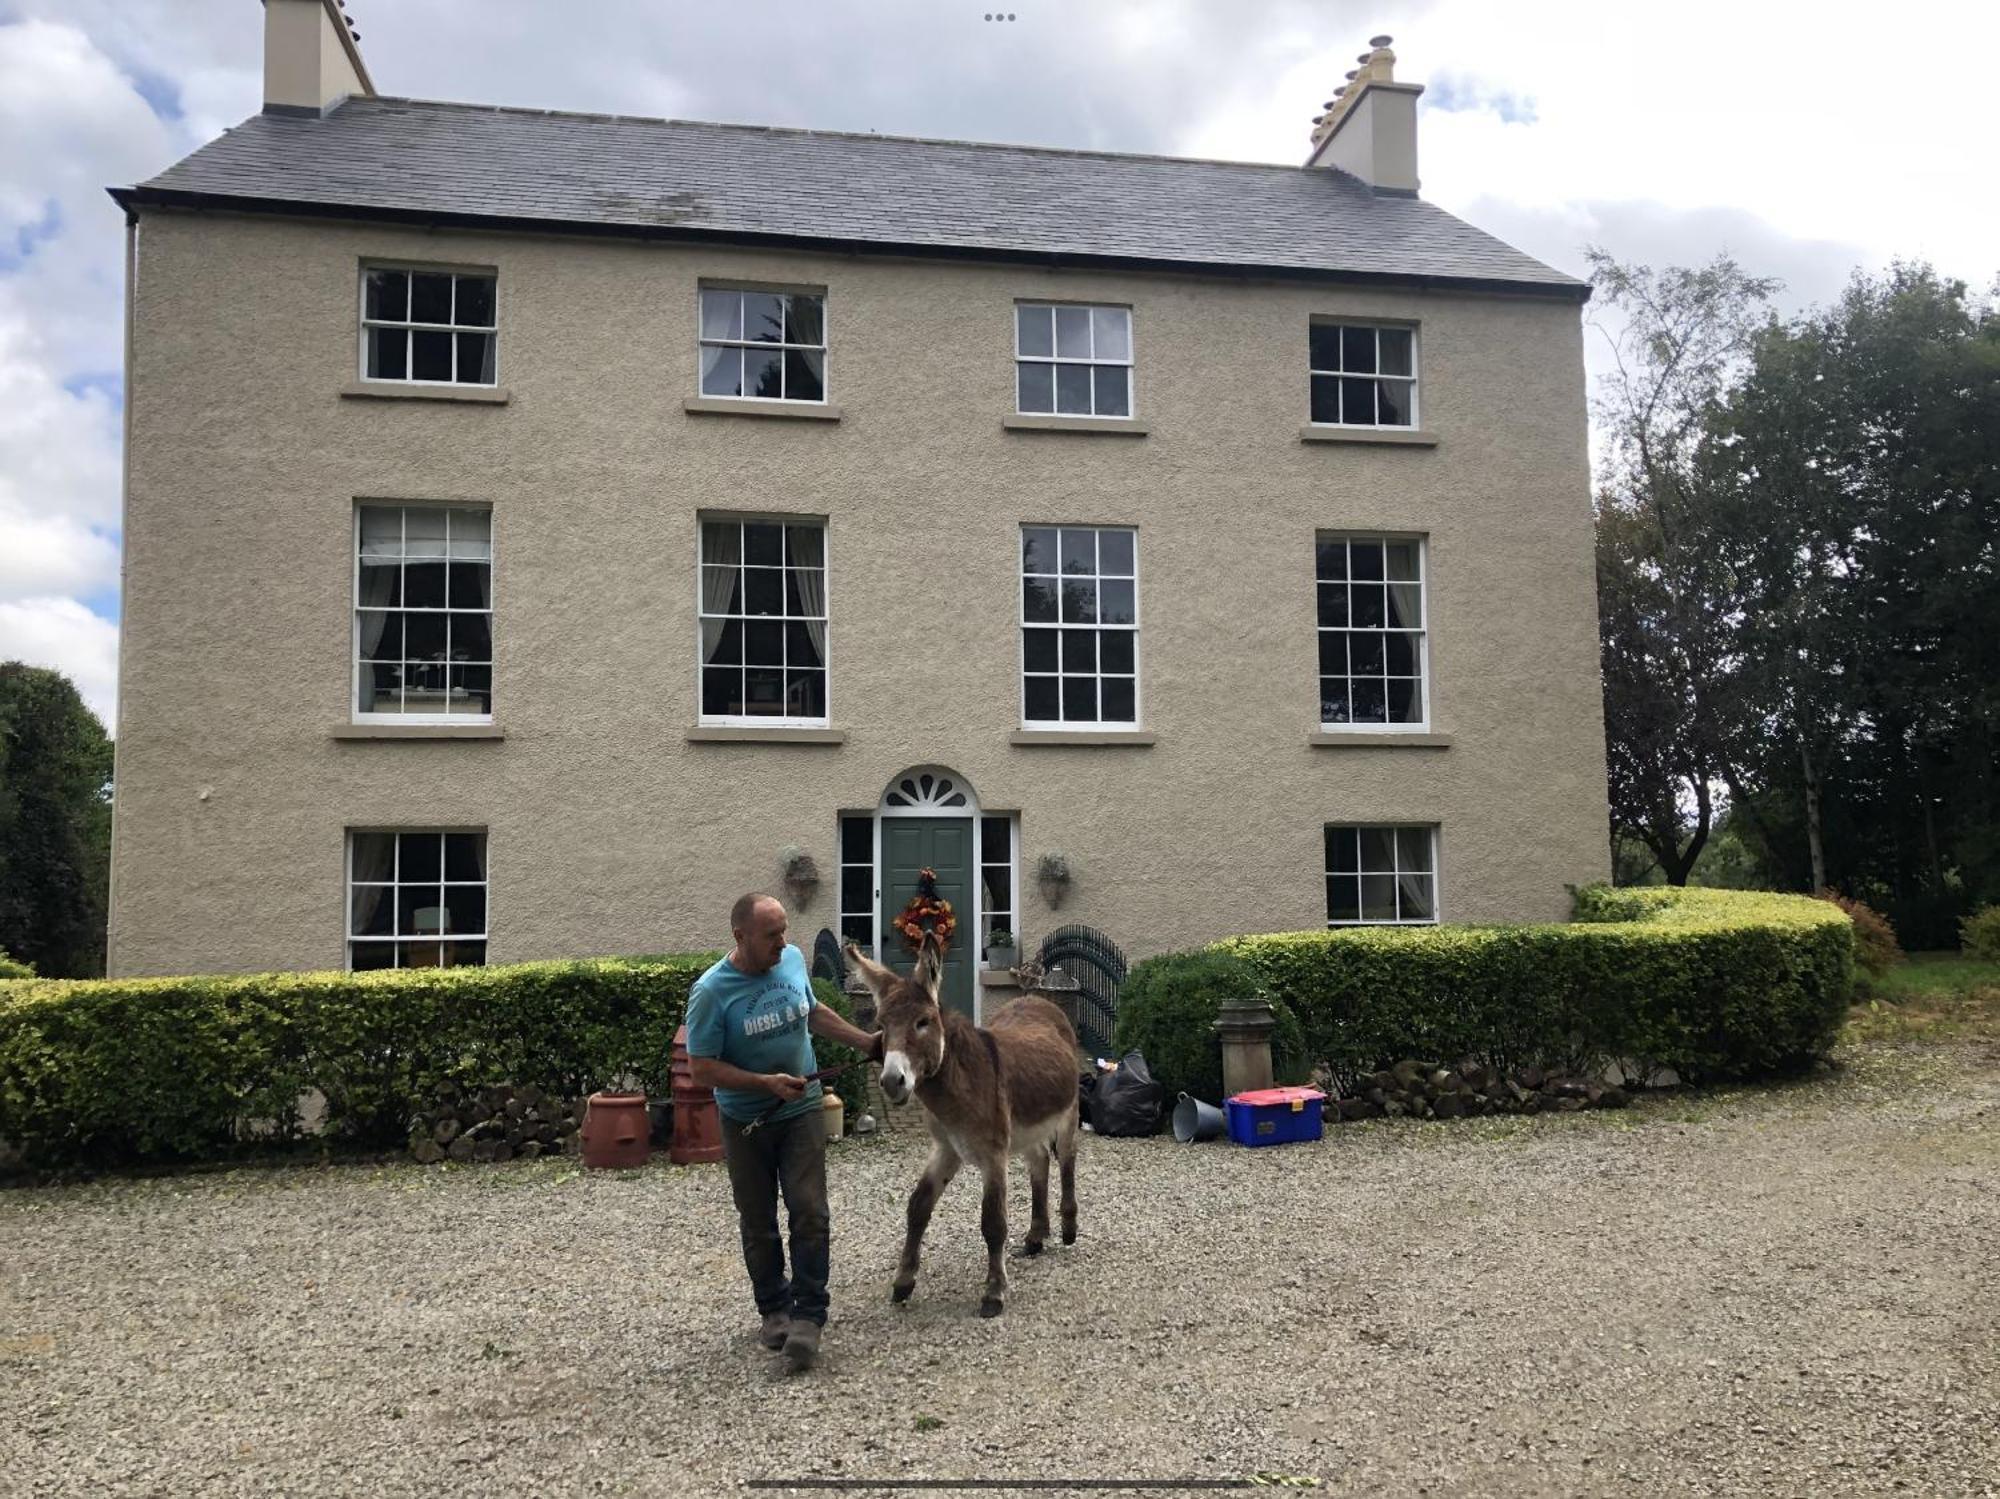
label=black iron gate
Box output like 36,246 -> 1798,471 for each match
1032,923 -> 1126,1057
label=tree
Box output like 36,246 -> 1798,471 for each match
0,664 -> 113,977
1588,249 -> 1779,883
1713,265 -> 2000,937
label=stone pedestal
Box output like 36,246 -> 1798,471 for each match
1214,997 -> 1276,1098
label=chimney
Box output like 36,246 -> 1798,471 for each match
263,0 -> 375,116
1305,35 -> 1423,194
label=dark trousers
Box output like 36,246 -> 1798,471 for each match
720,1109 -> 830,1326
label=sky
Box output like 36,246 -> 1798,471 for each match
0,0 -> 1993,733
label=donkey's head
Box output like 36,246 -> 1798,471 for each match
844,935 -> 948,1106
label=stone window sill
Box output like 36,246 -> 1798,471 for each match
683,397 -> 843,422
686,725 -> 848,744
1002,415 -> 1150,436
332,723 -> 506,740
1299,425 -> 1437,446
341,382 -> 511,405
1009,730 -> 1157,746
1308,731 -> 1452,749
979,971 -> 1023,988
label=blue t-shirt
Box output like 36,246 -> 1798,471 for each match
685,944 -> 822,1124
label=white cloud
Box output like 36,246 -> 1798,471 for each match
1,0 -> 1993,734
0,500 -> 119,603
0,303 -> 123,540
0,597 -> 119,732
1178,0 -> 1997,294
0,17 -> 196,717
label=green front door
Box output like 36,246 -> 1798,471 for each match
880,817 -> 975,1018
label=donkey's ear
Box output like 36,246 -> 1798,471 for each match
843,941 -> 899,1001
913,932 -> 945,999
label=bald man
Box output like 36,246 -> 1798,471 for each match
685,893 -> 882,1373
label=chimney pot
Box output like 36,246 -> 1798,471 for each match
1306,32 -> 1422,191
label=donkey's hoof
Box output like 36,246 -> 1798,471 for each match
1018,1239 -> 1045,1258
979,1298 -> 1004,1318
1062,1225 -> 1077,1245
891,1283 -> 913,1304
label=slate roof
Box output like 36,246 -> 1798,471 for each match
116,95 -> 1584,298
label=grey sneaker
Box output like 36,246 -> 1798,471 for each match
758,1310 -> 789,1350
781,1319 -> 821,1372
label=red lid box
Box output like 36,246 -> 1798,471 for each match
1224,1086 -> 1327,1148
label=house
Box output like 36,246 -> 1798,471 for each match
105,0 -> 1609,1015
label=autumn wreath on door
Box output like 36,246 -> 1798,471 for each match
894,867 -> 957,954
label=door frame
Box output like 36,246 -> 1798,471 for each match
864,765 -> 1004,1022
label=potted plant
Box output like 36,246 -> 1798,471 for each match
985,926 -> 1018,970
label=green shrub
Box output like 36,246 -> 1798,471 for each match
810,977 -> 872,1125
1111,949 -> 1310,1103
0,955 -> 714,1170
1961,904 -> 2000,962
1213,886 -> 1854,1091
0,950 -> 34,980
1816,888 -> 1904,976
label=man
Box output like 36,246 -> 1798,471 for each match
685,893 -> 882,1373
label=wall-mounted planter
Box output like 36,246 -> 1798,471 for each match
1036,852 -> 1073,909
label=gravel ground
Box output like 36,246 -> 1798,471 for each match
2,1035 -> 1996,1498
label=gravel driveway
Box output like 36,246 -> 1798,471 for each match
3,1033 -> 1996,1498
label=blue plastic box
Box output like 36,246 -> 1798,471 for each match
1225,1086 -> 1327,1147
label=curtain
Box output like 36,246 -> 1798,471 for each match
1396,870 -> 1434,922
793,564 -> 827,664
348,833 -> 397,941
355,541 -> 401,711
701,523 -> 740,662
357,568 -> 398,655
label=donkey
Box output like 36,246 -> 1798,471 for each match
845,935 -> 1080,1317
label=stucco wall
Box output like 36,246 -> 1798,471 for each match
110,208 -> 1608,977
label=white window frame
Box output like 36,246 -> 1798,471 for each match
696,512 -> 831,729
345,827 -> 491,971
696,284 -> 830,405
1308,320 -> 1418,430
352,502 -> 494,726
978,812 -> 1021,968
1018,524 -> 1141,731
836,811 -> 876,957
357,263 -> 500,388
1324,824 -> 1440,927
1315,533 -> 1429,733
1014,302 -> 1136,418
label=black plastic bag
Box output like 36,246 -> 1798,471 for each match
1089,1050 -> 1165,1137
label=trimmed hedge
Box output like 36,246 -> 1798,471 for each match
1212,886 -> 1854,1091
0,954 -> 716,1169
1111,949 -> 1311,1104
810,976 -> 872,1124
